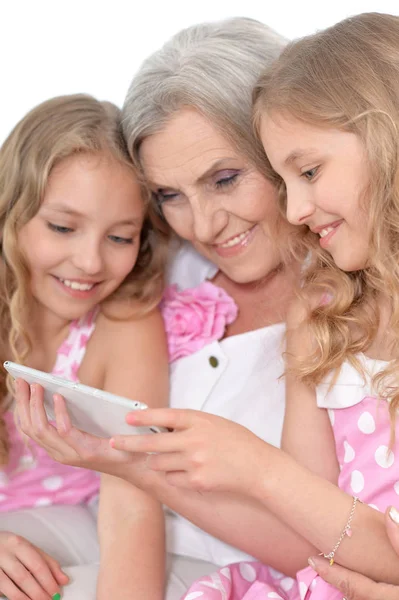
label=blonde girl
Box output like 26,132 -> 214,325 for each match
0,94 -> 168,600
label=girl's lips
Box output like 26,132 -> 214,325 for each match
52,275 -> 100,299
214,226 -> 257,258
318,221 -> 342,249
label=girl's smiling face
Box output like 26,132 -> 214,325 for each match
259,113 -> 371,272
140,108 -> 295,284
18,153 -> 144,323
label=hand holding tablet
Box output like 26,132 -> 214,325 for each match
4,361 -> 166,438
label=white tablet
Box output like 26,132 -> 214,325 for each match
4,361 -> 165,438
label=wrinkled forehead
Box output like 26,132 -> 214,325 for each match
139,108 -> 243,188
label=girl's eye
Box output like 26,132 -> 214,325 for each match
301,167 -> 319,181
47,222 -> 73,234
108,235 -> 133,245
215,172 -> 239,189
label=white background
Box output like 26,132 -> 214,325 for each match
1,0 -> 398,144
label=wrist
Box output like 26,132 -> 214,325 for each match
251,443 -> 287,503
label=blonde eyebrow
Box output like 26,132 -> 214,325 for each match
40,204 -> 142,228
284,148 -> 319,166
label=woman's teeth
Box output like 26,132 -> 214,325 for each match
59,278 -> 95,291
319,226 -> 335,238
220,229 -> 251,248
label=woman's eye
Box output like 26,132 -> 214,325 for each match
155,190 -> 180,204
301,167 -> 319,181
215,172 -> 239,189
47,222 -> 73,234
109,235 -> 133,245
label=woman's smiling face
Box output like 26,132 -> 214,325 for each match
140,108 -> 295,284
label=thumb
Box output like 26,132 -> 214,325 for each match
386,506 -> 399,556
308,555 -> 378,600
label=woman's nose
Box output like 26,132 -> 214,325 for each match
191,199 -> 229,244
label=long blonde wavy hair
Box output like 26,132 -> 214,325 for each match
253,13 -> 399,434
0,94 -> 168,464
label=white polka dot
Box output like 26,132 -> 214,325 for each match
299,581 -> 308,600
357,412 -> 376,434
351,470 -> 365,493
375,445 -> 395,469
0,493 -> 7,502
220,567 -> 231,580
368,504 -> 380,511
19,455 -> 37,470
185,593 -> 204,599
41,476 -> 63,491
394,482 -> 399,495
310,578 -> 318,590
34,497 -> 52,507
343,440 -> 356,463
328,409 -> 335,426
280,577 -> 294,591
239,562 -> 256,582
267,594 -> 283,599
0,472 -> 8,486
268,567 -> 283,579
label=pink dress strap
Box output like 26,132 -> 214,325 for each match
0,307 -> 101,512
52,307 -> 99,381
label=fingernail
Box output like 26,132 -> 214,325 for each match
53,593 -> 61,600
308,557 -> 317,569
389,506 -> 399,525
109,438 -> 115,448
30,384 -> 35,396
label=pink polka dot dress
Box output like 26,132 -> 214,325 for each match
181,354 -> 399,600
0,308 -> 100,512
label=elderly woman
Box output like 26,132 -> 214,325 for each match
14,15 -> 398,600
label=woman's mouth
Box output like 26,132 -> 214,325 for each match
214,226 -> 257,258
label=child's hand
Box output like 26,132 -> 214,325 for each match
110,408 -> 273,494
309,506 -> 399,599
0,531 -> 68,599
14,379 -> 145,478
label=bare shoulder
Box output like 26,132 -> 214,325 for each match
96,300 -> 167,349
93,301 -> 168,406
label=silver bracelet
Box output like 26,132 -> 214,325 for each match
320,496 -> 360,566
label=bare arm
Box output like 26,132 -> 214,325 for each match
97,474 -> 165,600
282,297 -> 339,483
111,406 -> 399,585
95,307 -> 168,600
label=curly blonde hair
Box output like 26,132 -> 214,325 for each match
0,94 -> 168,463
253,13 -> 399,437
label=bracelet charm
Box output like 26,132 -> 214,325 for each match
320,496 -> 360,566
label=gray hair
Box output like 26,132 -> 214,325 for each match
122,17 -> 286,176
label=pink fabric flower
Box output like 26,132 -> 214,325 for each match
161,282 -> 238,362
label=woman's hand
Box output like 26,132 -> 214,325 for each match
309,507 -> 399,599
15,379 -> 145,478
110,408 -> 272,494
0,531 -> 68,600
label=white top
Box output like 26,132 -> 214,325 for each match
316,353 -> 389,409
165,242 -> 286,566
